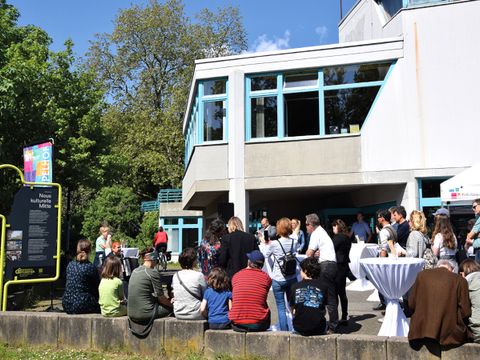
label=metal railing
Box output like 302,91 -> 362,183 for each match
158,189 -> 182,203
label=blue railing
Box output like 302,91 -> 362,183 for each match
158,189 -> 182,203
140,200 -> 159,212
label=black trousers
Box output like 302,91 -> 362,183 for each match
335,263 -> 349,319
320,261 -> 338,330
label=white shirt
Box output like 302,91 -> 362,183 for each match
308,226 -> 336,263
172,269 -> 207,320
433,233 -> 457,258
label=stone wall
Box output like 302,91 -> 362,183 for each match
0,312 -> 479,360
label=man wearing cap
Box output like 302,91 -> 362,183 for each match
128,247 -> 172,327
466,199 -> 480,263
229,250 -> 272,332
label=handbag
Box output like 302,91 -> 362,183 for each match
422,243 -> 438,270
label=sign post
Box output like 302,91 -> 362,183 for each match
0,164 -> 62,311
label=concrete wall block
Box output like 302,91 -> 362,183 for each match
442,342 -> 480,360
289,334 -> 339,360
246,331 -> 290,360
91,316 -> 127,351
387,337 -> 440,360
337,334 -> 387,360
25,312 -> 62,347
58,315 -> 92,349
0,311 -> 26,345
204,330 -> 245,359
125,318 -> 165,356
164,319 -> 207,357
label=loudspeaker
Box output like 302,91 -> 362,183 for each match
217,202 -> 234,222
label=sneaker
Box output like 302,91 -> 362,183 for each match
326,329 -> 336,335
372,303 -> 386,311
377,317 -> 384,323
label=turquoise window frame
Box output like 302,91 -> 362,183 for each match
245,62 -> 395,142
160,217 -> 203,255
184,78 -> 228,166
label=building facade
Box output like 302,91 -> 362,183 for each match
182,0 -> 480,231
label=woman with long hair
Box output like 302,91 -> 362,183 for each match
62,239 -> 100,314
432,214 -> 458,272
331,219 -> 351,325
197,218 -> 226,278
406,210 -> 429,258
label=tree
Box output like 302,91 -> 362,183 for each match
87,0 -> 247,197
81,185 -> 142,242
135,211 -> 159,249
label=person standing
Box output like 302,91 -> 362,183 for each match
466,199 -> 480,263
197,219 -> 225,278
259,217 -> 277,240
219,217 -> 258,280
94,225 -> 111,268
332,219 -> 351,325
406,210 -> 429,258
432,213 -> 458,272
349,212 -> 372,243
392,206 -> 410,250
291,218 -> 306,253
305,213 -> 338,333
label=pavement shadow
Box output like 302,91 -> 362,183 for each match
336,313 -> 376,334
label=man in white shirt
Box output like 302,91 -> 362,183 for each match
305,213 -> 338,333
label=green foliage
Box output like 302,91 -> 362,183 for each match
134,211 -> 159,249
87,0 -> 247,197
81,185 -> 142,241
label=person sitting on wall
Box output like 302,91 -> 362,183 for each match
289,257 -> 328,336
171,247 -> 207,320
200,267 -> 232,329
99,256 -> 127,317
459,259 -> 480,343
62,239 -> 100,314
408,259 -> 472,346
229,250 -> 272,332
128,247 -> 172,328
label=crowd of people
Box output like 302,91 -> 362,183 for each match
60,199 -> 480,345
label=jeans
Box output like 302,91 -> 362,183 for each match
271,277 -> 297,331
320,261 -> 339,331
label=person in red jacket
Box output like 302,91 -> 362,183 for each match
153,226 -> 168,254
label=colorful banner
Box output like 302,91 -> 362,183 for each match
23,141 -> 53,183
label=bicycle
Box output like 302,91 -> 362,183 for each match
157,250 -> 168,271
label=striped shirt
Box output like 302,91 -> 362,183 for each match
229,268 -> 272,324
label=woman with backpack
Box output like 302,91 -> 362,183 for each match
259,217 -> 298,331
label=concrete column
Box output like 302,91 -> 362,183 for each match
400,180 -> 418,213
227,70 -> 247,227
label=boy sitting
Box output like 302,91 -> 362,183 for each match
289,257 -> 329,336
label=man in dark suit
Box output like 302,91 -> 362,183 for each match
219,216 -> 258,279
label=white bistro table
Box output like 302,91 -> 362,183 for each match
347,243 -> 378,291
360,257 -> 424,336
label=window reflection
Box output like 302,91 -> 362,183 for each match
251,76 -> 277,91
324,63 -> 390,85
284,92 -> 319,136
203,79 -> 226,96
251,97 -> 277,138
324,86 -> 380,134
284,73 -> 318,88
204,101 -> 225,141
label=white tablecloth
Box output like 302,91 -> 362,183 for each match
360,257 -> 425,336
347,243 -> 379,291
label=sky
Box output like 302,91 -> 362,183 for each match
10,0 -> 358,58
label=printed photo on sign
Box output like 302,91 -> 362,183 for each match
6,230 -> 23,241
6,250 -> 22,261
6,240 -> 22,251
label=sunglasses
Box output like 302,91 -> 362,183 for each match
473,204 -> 479,210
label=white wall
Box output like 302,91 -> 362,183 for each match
361,0 -> 480,172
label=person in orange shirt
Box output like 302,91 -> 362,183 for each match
153,226 -> 168,254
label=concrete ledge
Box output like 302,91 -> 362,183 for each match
290,333 -> 339,360
442,342 -> 480,360
125,318 -> 165,356
164,319 -> 207,357
246,331 -> 290,360
0,312 -> 26,345
58,314 -> 92,349
92,316 -> 127,350
204,330 -> 245,359
25,312 -> 62,347
337,334 -> 387,360
387,337 -> 440,360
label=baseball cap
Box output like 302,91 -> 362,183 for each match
246,250 -> 265,264
433,208 -> 449,217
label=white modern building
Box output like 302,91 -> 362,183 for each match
182,0 -> 480,232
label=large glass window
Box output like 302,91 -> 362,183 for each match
204,100 -> 225,141
203,79 -> 226,96
324,86 -> 380,135
251,97 -> 277,138
246,62 -> 392,141
284,92 -> 319,136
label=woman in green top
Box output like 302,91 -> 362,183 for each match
99,256 -> 127,317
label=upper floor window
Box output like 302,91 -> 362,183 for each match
246,62 -> 392,141
184,78 -> 228,165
